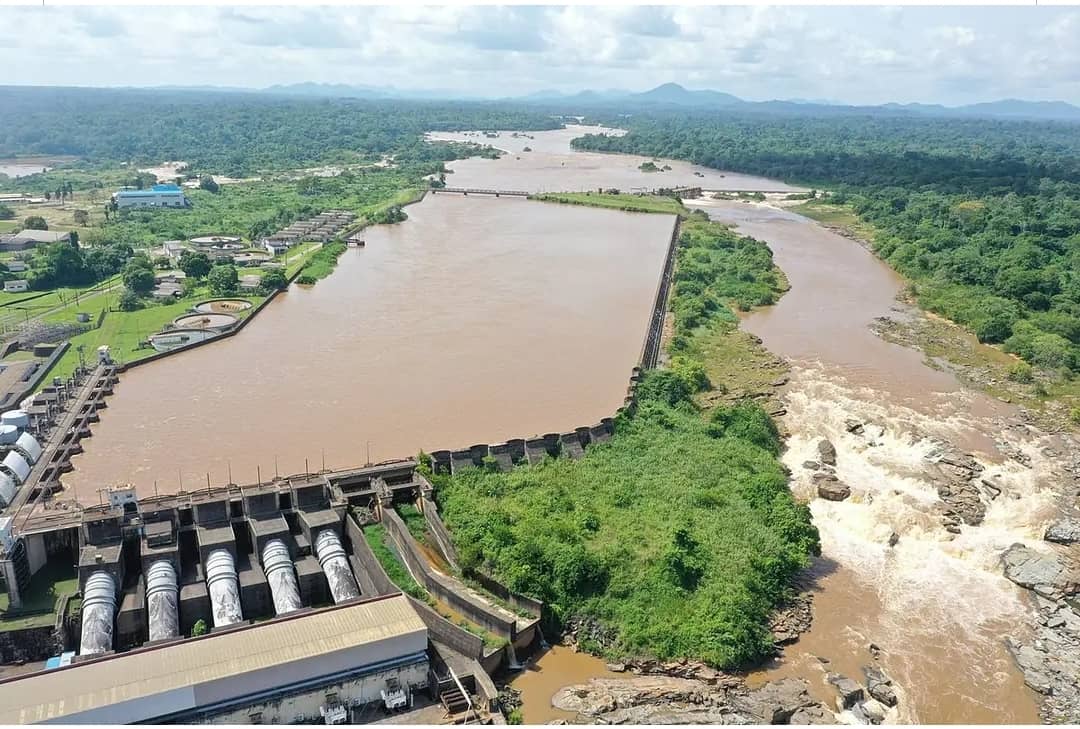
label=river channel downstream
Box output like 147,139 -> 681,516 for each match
65,127 -> 1076,723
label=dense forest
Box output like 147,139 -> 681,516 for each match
0,86 -> 559,176
574,112 -> 1080,375
434,211 -> 819,667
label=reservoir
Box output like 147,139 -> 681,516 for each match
65,194 -> 674,498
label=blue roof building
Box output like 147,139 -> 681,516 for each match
113,184 -> 188,209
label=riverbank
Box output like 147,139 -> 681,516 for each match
424,194 -> 823,720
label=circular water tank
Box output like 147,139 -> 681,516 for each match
0,425 -> 17,445
1,410 -> 28,429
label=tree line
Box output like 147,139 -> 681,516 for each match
573,111 -> 1080,375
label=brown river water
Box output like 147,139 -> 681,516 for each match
65,193 -> 674,496
66,127 -> 1066,723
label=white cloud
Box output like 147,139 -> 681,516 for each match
0,6 -> 1077,105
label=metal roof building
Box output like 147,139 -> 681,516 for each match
0,594 -> 428,725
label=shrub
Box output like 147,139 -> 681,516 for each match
1006,362 -> 1035,384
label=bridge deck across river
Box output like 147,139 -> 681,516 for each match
430,187 -> 530,197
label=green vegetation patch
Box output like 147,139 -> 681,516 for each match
533,192 -> 687,216
296,241 -> 347,285
433,208 -> 817,668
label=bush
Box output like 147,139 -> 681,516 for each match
1071,408 -> 1080,425
23,215 -> 47,230
1006,362 -> 1035,384
118,289 -> 142,311
191,619 -> 208,637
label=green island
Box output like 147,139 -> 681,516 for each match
429,196 -> 819,668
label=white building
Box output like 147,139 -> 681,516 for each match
3,280 -> 28,293
113,184 -> 188,209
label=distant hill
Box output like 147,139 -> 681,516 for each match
130,80 -> 1080,122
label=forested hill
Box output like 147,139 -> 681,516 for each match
574,112 -> 1080,378
0,86 -> 560,176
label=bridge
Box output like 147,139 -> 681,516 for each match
430,187 -> 530,198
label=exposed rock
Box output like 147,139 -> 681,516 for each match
816,480 -> 852,502
844,419 -> 864,435
1001,544 -> 1079,600
826,674 -> 864,709
550,673 -> 834,725
861,698 -> 887,724
817,439 -> 837,466
802,460 -> 821,471
863,666 -> 897,707
1044,519 -> 1080,545
887,532 -> 900,547
606,662 -> 626,673
769,593 -> 813,646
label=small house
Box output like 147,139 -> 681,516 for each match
3,280 -> 29,293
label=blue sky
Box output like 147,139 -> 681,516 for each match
2,5 -> 1079,105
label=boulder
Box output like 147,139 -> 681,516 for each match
802,460 -> 821,471
887,532 -> 900,547
826,673 -> 864,709
817,480 -> 852,502
1044,520 -> 1080,545
745,677 -> 831,724
1001,544 -> 1079,600
817,439 -> 837,466
863,666 -> 897,707
844,419 -> 864,435
860,698 -> 887,724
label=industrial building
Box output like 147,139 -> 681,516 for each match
0,457 -> 513,724
0,594 -> 429,724
113,184 -> 188,209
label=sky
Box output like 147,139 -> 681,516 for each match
2,5 -> 1079,105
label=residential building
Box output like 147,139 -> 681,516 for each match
113,184 -> 187,209
3,280 -> 29,293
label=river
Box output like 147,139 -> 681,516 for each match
691,199 -> 1066,724
64,193 -> 674,497
64,125 -> 1068,722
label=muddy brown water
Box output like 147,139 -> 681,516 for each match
429,125 -> 804,194
64,194 -> 674,497
691,199 -> 1053,724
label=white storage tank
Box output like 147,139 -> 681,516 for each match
14,432 -> 42,464
0,425 -> 18,445
1,410 -> 29,429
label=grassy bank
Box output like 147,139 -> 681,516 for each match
296,241 -> 346,285
531,192 -> 687,216
432,197 -> 817,668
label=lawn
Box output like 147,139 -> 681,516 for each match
44,290 -> 265,381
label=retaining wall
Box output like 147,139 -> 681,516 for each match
345,514 -> 397,597
418,495 -> 459,571
380,508 -> 517,640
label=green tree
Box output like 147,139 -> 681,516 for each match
23,215 -> 48,230
0,204 -> 14,220
178,250 -> 212,279
121,259 -> 155,295
117,288 -> 142,311
260,269 -> 288,292
207,264 -> 238,295
72,209 -> 90,226
199,175 -> 220,194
